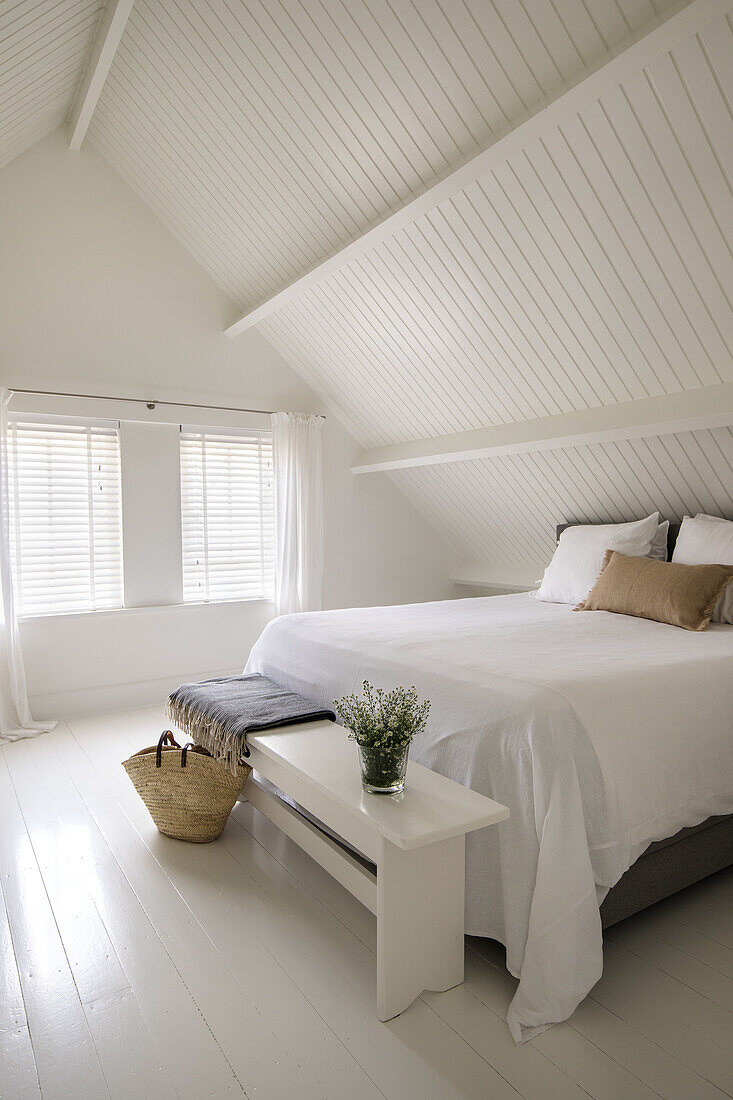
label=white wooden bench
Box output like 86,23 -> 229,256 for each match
241,720 -> 509,1021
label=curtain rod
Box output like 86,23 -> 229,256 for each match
10,387 -> 325,419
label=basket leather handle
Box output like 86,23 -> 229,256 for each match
180,741 -> 196,768
156,730 -> 180,767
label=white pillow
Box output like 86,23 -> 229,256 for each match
672,514 -> 733,624
649,521 -> 669,561
535,513 -> 660,606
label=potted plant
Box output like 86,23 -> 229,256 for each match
334,681 -> 431,794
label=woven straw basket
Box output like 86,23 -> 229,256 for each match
123,731 -> 251,842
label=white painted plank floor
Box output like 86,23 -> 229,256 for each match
1,707 -> 731,1100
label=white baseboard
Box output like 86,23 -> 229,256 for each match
29,667 -> 242,721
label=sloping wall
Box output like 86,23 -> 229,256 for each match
392,426 -> 733,576
0,131 -> 455,715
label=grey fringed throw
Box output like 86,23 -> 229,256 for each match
166,673 -> 336,775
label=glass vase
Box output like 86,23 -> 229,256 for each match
357,742 -> 409,794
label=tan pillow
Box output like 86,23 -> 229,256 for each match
575,550 -> 733,631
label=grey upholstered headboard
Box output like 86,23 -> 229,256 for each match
556,521 -> 682,558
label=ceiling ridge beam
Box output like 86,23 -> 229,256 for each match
350,383 -> 733,473
224,0 -> 727,338
67,0 -> 135,151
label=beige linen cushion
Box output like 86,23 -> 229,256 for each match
575,550 -> 733,631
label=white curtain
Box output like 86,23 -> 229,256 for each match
0,390 -> 54,741
271,411 -> 325,616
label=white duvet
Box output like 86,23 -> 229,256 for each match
246,594 -> 733,1042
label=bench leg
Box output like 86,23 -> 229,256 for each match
376,833 -> 465,1021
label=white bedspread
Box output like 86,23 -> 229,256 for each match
245,594 -> 733,1041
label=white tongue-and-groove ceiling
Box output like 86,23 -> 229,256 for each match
2,0 -> 732,577
393,426 -> 733,572
258,10 -> 733,446
84,0 -> 679,310
0,0 -> 103,171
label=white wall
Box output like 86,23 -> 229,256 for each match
0,129 -> 455,717
120,420 -> 183,608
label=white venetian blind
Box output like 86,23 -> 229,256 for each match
180,426 -> 275,602
8,416 -> 123,616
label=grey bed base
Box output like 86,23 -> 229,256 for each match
600,814 -> 733,927
556,518 -> 733,926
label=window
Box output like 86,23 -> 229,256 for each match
8,416 -> 123,616
180,427 -> 275,602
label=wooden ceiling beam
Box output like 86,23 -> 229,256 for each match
68,0 -> 135,151
350,384 -> 733,474
224,0 -> 726,338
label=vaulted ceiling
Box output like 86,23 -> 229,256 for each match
0,0 -> 103,170
86,0 -> 680,312
2,0 -> 732,578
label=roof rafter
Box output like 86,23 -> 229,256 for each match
224,0 -> 727,338
67,0 -> 135,151
351,384 -> 733,474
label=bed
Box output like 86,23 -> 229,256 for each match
245,527 -> 733,1042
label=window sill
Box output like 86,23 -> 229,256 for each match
18,597 -> 275,625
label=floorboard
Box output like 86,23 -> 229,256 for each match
1,707 -> 731,1100
18,726 -> 241,1099
0,1026 -> 41,1100
58,715 -> 323,1100
0,753 -> 110,1099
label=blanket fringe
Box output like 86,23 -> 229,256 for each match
165,698 -> 244,777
